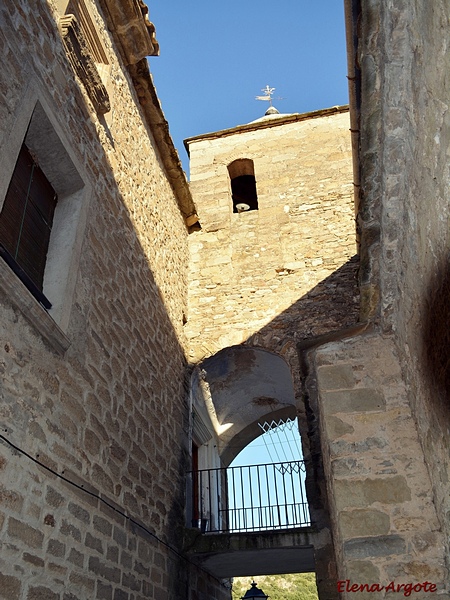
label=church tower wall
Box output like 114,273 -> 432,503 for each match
186,107 -> 359,370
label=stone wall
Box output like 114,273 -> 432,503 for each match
304,0 -> 450,594
186,108 -> 359,383
307,332 -> 447,598
0,1 -> 229,598
185,108 -> 359,598
357,0 -> 450,578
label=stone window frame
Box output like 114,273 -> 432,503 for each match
0,90 -> 92,353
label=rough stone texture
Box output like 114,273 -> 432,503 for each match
317,365 -> 355,390
309,332 -> 448,595
0,1 -> 228,599
98,0 -> 159,64
339,509 -> 390,538
344,535 -> 406,559
356,0 -> 450,593
184,108 -> 359,599
2,0 -> 450,598
321,388 -> 385,414
186,108 -> 359,372
346,560 -> 380,582
0,574 -> 21,600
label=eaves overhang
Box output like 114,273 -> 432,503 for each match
184,104 -> 350,156
97,0 -> 159,63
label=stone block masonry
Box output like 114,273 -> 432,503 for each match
184,108 -> 359,599
356,0 -> 450,581
284,2 -> 450,595
186,109 -> 359,374
0,1 -> 229,598
185,107 -> 359,490
0,443 -> 229,599
311,332 -> 448,598
5,0 -> 450,597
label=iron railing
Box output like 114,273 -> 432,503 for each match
189,460 -> 311,533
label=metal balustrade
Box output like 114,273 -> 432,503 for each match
189,460 -> 311,533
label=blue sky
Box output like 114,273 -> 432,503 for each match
230,418 -> 303,467
228,420 -> 308,531
148,0 -> 349,174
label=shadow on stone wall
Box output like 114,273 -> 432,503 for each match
422,256 -> 450,407
232,255 -> 360,600
0,119 -> 199,600
245,255 -> 360,351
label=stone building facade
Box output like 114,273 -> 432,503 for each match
1,0 -> 450,599
184,107 -> 359,599
183,89 -> 448,598
0,1 -> 225,599
298,0 -> 450,597
185,106 -> 358,365
322,0 -> 450,595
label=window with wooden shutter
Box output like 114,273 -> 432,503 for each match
0,144 -> 57,307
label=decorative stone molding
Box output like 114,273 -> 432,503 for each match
98,0 -> 159,65
66,0 -> 109,65
60,14 -> 111,114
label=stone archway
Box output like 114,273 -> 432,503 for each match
189,344 -> 339,599
196,345 -> 298,466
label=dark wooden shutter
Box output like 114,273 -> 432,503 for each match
0,144 -> 57,293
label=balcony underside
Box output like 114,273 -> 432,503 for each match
184,527 -> 320,578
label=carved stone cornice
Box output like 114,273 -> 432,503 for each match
97,0 -> 159,66
60,14 -> 111,114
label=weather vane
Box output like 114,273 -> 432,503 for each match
256,85 -> 275,105
255,85 -> 284,107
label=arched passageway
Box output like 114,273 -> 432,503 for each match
192,345 -> 298,466
188,345 -> 338,599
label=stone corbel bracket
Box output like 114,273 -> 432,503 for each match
60,14 -> 111,115
98,0 -> 159,65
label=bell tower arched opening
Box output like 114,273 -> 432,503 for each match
228,159 -> 259,213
